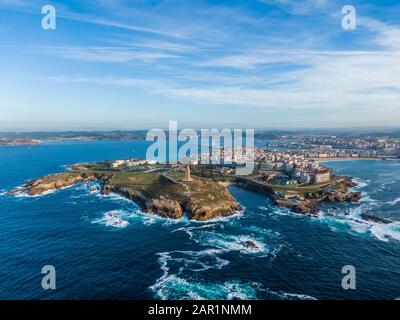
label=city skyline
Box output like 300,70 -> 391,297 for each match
1,0 -> 400,130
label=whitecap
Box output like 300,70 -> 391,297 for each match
193,211 -> 244,224
269,291 -> 317,300
14,192 -> 30,198
174,219 -> 283,258
190,230 -> 281,258
387,197 -> 400,206
150,248 -> 238,300
151,276 -> 316,300
272,206 -> 297,217
172,224 -> 218,238
143,216 -> 157,225
358,193 -> 377,204
243,225 -> 280,237
151,254 -> 313,300
352,178 -> 369,189
13,184 -> 75,198
369,223 -> 400,242
95,191 -> 134,204
151,274 -> 259,300
317,203 -> 400,242
92,210 -> 129,229
270,190 -> 400,243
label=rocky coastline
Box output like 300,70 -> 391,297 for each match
101,177 -> 241,221
9,172 -> 96,196
9,168 -> 241,221
236,176 -> 362,216
8,161 -> 376,223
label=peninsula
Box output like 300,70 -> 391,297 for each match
10,160 -> 241,221
8,151 -> 364,220
0,139 -> 42,146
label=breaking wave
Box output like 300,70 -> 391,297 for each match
151,276 -> 259,300
91,210 -> 130,229
173,224 -> 283,258
352,178 -> 369,189
266,188 -> 400,242
265,291 -> 316,300
151,249 -> 255,300
150,249 -> 315,300
387,197 -> 400,206
317,201 -> 400,242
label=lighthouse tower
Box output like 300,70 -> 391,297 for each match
183,164 -> 193,182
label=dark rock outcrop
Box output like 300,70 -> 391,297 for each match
361,213 -> 392,224
325,191 -> 362,202
101,184 -> 111,195
243,240 -> 258,250
293,203 -> 319,216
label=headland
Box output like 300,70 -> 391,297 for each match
8,150 -> 367,220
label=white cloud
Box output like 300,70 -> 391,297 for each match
47,45 -> 400,113
359,17 -> 400,50
61,12 -> 188,39
257,0 -> 328,15
4,0 -> 400,127
27,46 -> 180,63
37,8 -> 400,119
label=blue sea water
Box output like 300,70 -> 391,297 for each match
0,141 -> 399,300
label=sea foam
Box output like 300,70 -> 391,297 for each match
151,249 -> 315,300
92,210 -> 129,229
174,223 -> 283,259
387,197 -> 400,206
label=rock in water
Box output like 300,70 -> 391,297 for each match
101,185 -> 111,195
244,240 -> 258,250
7,189 -> 22,195
361,213 -> 392,224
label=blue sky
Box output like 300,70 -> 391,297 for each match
0,0 -> 400,130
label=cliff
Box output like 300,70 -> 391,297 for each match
11,172 -> 96,196
104,173 -> 241,221
10,165 -> 241,221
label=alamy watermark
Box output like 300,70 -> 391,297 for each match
342,5 -> 356,30
41,265 -> 56,290
146,121 -> 255,175
39,4 -> 357,32
341,265 -> 356,290
41,5 -> 56,30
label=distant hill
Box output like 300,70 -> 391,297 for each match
0,130 -> 148,141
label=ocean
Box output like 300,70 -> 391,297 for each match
0,141 -> 399,300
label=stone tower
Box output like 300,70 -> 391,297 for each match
183,164 -> 193,182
